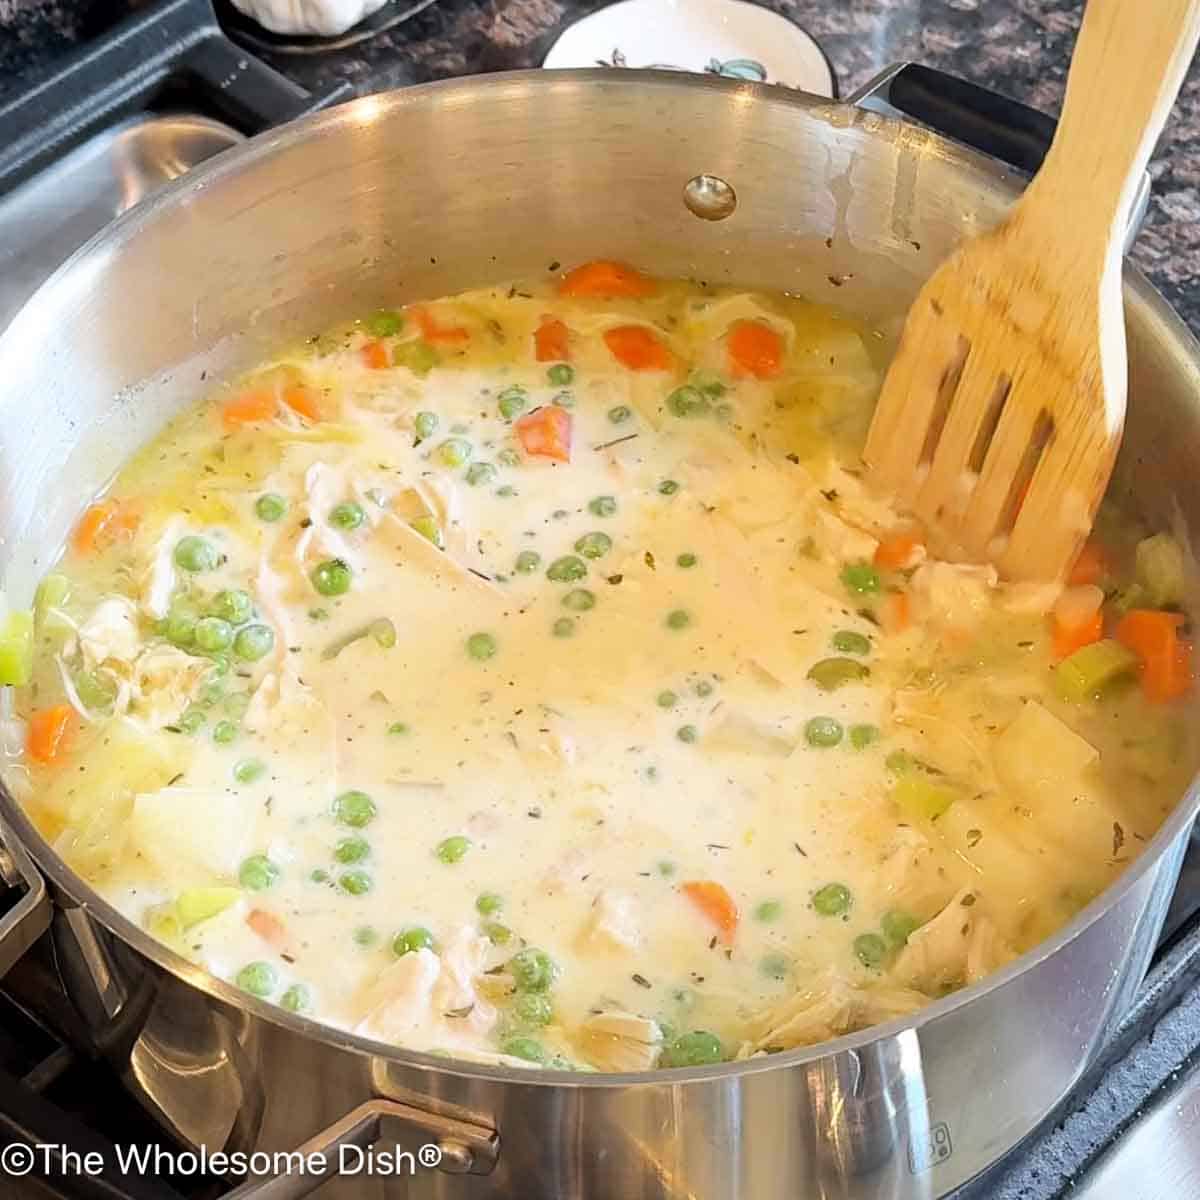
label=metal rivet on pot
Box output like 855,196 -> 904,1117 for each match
683,175 -> 737,221
435,1140 -> 475,1173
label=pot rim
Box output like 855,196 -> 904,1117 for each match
4,67 -> 1200,1090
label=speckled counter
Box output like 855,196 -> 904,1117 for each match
1,0 -> 1198,323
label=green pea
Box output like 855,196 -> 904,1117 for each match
238,854 -> 279,891
660,1030 -> 723,1068
588,495 -> 617,518
435,438 -> 472,468
311,559 -> 352,597
338,870 -> 372,896
329,501 -> 365,530
812,882 -> 852,917
310,868 -> 330,884
177,705 -> 207,735
500,1035 -> 545,1063
164,611 -> 197,648
754,900 -> 782,923
387,721 -> 410,735
574,531 -> 612,559
561,589 -> 595,612
74,669 -> 117,713
236,962 -> 277,998
676,552 -> 698,569
333,790 -> 377,828
255,493 -> 287,522
691,370 -> 727,398
335,836 -> 370,864
224,692 -> 251,719
466,632 -> 497,661
280,983 -> 311,1013
174,535 -> 218,573
233,758 -> 266,784
393,926 -> 436,956
608,405 -> 632,424
436,835 -> 471,864
515,550 -> 542,574
656,690 -> 678,708
849,723 -> 880,750
832,630 -> 872,655
759,952 -> 791,981
413,411 -> 439,443
212,720 -> 238,745
840,561 -> 882,595
667,385 -> 711,418
484,921 -> 512,945
666,609 -> 691,631
657,479 -> 680,496
497,386 -> 528,421
806,657 -> 870,691
509,947 -> 558,992
476,892 -> 503,916
364,309 -> 403,337
512,992 -> 553,1027
466,461 -> 497,487
194,617 -> 234,653
546,555 -> 587,583
854,932 -> 888,969
233,624 -> 275,662
212,589 -> 253,625
676,724 -> 698,744
552,617 -> 576,638
394,340 -> 438,376
804,716 -> 844,748
546,364 -> 574,386
881,909 -> 920,947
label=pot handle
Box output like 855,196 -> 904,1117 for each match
0,813 -> 52,978
221,1099 -> 500,1198
847,62 -> 1150,245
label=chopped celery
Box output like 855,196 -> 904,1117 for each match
409,515 -> 444,549
1135,532 -> 1187,608
176,886 -> 241,930
35,574 -> 70,623
145,902 -> 183,944
892,773 -> 958,821
1108,582 -> 1150,617
0,610 -> 34,686
1054,639 -> 1138,702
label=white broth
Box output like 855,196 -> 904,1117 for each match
3,264 -> 1197,1071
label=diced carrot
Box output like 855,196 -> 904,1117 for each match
881,590 -> 911,634
515,405 -> 572,463
71,499 -> 139,555
221,389 -> 277,428
1052,585 -> 1105,659
874,533 -> 924,572
282,384 -> 321,422
603,325 -> 673,372
1067,540 -> 1111,587
411,306 -> 470,344
360,340 -> 391,370
27,705 -> 73,764
246,908 -> 287,947
1115,609 -> 1192,702
558,260 -> 654,299
680,880 -> 739,942
727,320 -> 784,379
534,316 -> 570,362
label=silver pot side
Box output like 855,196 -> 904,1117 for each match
1,71 -> 1198,1199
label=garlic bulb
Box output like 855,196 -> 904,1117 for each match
229,0 -> 390,37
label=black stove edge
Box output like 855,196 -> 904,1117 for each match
0,0 -> 352,196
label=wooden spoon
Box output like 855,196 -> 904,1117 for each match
863,0 -> 1200,581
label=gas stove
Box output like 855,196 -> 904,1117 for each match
2,2 -> 1200,1197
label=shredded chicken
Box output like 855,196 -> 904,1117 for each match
74,597 -> 140,672
891,888 -> 1015,993
877,826 -> 956,921
577,889 -> 641,954
575,1011 -> 661,1071
129,646 -> 210,727
910,560 -> 999,634
138,518 -> 183,620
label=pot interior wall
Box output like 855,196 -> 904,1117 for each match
1,70 -> 1198,597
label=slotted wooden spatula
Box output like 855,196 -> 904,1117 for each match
864,0 -> 1200,581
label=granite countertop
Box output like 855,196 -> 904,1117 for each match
1,0 -> 1198,328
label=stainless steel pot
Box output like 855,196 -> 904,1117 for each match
1,66 -> 1199,1200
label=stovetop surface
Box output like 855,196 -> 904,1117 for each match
1,2 -> 1200,1197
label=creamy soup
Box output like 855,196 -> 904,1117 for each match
1,262 -> 1197,1072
